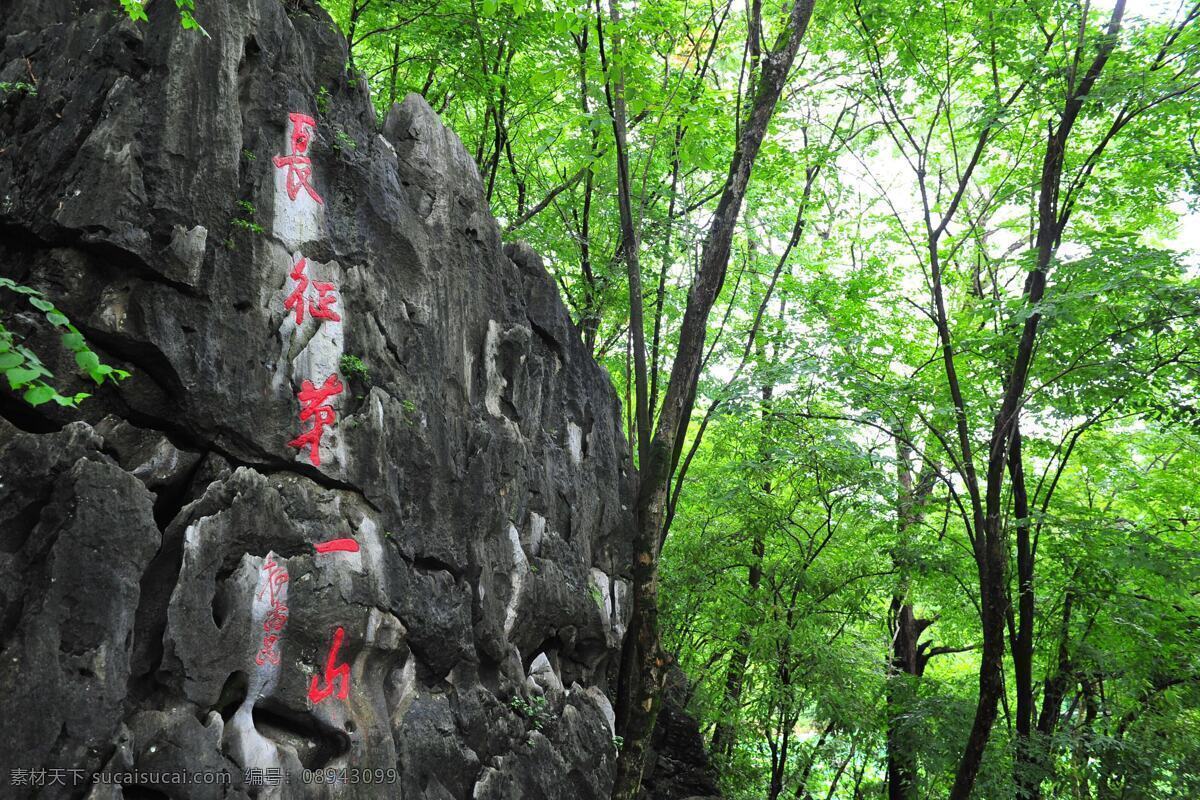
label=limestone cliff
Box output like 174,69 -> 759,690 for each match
0,1 -> 636,797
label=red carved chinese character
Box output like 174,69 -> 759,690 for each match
255,634 -> 282,666
314,537 -> 360,554
263,602 -> 289,632
284,257 -> 341,325
287,374 -> 344,467
273,113 -> 324,205
308,626 -> 351,704
258,558 -> 290,604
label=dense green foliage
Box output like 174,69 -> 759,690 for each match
118,0 -> 206,33
0,278 -> 129,408
202,0 -> 1200,796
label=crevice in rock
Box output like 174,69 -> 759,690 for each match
0,390 -> 64,433
127,450 -> 208,702
527,314 -> 565,361
0,588 -> 27,647
211,576 -> 235,630
523,638 -> 559,674
499,394 -> 521,422
252,699 -> 350,769
582,405 -> 594,461
402,552 -> 462,580
243,456 -> 382,513
216,670 -> 249,722
1,222 -> 204,299
73,319 -> 186,400
97,405 -> 383,514
370,308 -> 408,373
555,488 -> 574,542
0,492 -> 51,556
152,444 -> 208,530
121,786 -> 172,800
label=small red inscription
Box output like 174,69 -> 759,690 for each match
255,558 -> 290,667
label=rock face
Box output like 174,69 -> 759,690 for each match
639,668 -> 722,800
0,1 -> 635,797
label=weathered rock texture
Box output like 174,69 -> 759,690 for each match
0,1 -> 636,797
639,667 -> 722,800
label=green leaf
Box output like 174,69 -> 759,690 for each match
23,384 -> 56,406
120,0 -> 149,22
15,345 -> 44,367
75,350 -> 101,378
61,331 -> 86,352
28,297 -> 54,312
0,352 -> 23,370
45,310 -> 70,327
6,367 -> 41,389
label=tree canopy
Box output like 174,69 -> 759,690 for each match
315,0 -> 1200,796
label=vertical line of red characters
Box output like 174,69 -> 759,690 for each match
272,111 -> 354,707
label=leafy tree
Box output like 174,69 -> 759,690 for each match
318,0 -> 1200,796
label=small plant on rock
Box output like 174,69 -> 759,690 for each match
332,128 -> 357,152
118,0 -> 208,35
231,218 -> 264,234
509,694 -> 551,733
316,85 -> 331,116
231,200 -> 264,235
339,353 -> 370,383
0,81 -> 37,98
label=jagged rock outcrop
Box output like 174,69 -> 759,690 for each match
639,667 -> 722,800
0,1 -> 635,797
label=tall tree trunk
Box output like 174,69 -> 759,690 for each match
648,133 -> 682,413
887,596 -> 920,800
1010,427 -> 1039,799
793,721 -> 833,799
949,6 -> 1126,797
610,3 -> 817,797
387,40 -> 401,109
595,0 -> 651,467
886,439 -> 933,800
1030,590 -> 1074,794
1070,678 -> 1098,800
344,0 -> 370,70
708,530 -> 763,763
710,377 -> 773,764
571,28 -> 601,353
766,703 -> 794,800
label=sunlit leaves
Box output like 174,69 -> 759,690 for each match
0,278 -> 129,408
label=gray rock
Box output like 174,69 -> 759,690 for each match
638,666 -> 723,800
0,0 -> 635,797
